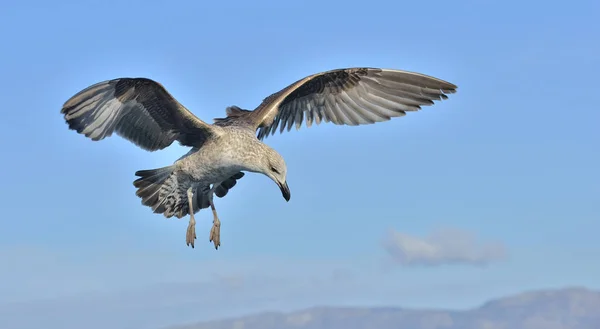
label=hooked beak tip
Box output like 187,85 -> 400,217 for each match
279,181 -> 291,202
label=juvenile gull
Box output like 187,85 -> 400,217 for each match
60,67 -> 457,249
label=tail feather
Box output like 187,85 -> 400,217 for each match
133,167 -> 246,218
133,165 -> 190,218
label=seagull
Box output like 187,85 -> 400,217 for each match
61,67 -> 457,249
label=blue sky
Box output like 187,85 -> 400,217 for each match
1,0 -> 599,327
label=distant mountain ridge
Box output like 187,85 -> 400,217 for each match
168,287 -> 600,329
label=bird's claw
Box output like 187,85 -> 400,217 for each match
209,218 -> 221,250
186,221 -> 197,248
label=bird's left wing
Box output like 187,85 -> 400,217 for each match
61,78 -> 214,151
246,67 -> 457,140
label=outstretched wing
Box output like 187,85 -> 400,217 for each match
247,67 -> 457,140
61,78 -> 214,151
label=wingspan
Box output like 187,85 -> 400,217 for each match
245,67 -> 457,140
61,78 -> 214,151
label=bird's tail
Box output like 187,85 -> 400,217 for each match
133,165 -> 191,219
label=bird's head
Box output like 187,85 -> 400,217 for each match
261,147 -> 290,202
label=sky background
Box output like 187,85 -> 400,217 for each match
0,0 -> 599,328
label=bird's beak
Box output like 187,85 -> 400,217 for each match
278,180 -> 291,202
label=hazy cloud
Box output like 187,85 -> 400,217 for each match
382,228 -> 506,267
0,233 -> 519,329
0,245 -> 400,329
0,242 -> 518,329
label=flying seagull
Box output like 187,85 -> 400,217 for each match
61,67 -> 457,249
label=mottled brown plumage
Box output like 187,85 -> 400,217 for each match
61,67 -> 457,250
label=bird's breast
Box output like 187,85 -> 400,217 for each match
178,144 -> 244,184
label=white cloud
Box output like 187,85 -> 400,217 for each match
382,227 -> 506,267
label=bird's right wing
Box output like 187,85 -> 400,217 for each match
61,78 -> 214,151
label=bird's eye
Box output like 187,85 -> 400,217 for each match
271,166 -> 279,174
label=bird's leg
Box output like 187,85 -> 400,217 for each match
208,193 -> 221,250
185,186 -> 197,248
